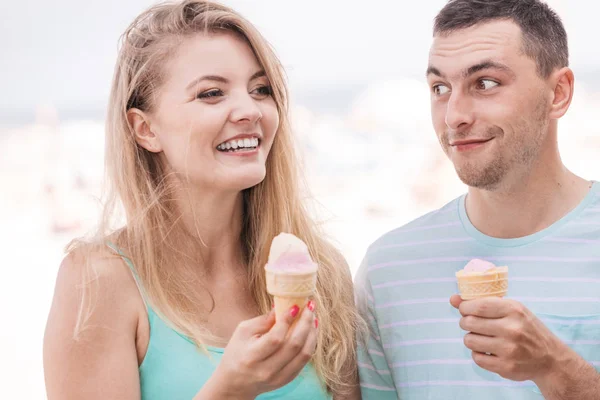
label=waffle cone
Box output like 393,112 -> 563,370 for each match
456,267 -> 508,300
273,295 -> 309,320
265,268 -> 317,321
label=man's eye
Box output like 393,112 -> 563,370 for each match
433,84 -> 450,96
477,79 -> 499,90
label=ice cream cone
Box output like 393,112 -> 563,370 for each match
265,268 -> 317,321
265,233 -> 318,323
456,266 -> 509,300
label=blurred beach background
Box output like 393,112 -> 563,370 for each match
1,0 -> 599,397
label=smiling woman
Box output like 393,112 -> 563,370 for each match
127,32 -> 280,192
42,1 -> 363,399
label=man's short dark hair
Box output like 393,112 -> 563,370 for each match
434,0 -> 568,77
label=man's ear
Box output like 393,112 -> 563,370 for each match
548,67 -> 574,120
127,108 -> 163,153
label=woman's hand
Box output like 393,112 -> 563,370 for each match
200,301 -> 318,399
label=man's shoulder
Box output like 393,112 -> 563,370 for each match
589,183 -> 600,209
368,196 -> 464,252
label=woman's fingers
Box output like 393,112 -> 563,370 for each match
252,304 -> 300,360
272,310 -> 318,386
235,310 -> 276,338
269,303 -> 316,371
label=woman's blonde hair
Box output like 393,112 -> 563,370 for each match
68,0 -> 363,394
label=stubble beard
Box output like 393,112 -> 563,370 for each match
443,100 -> 548,191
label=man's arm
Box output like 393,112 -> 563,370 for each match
453,295 -> 600,400
535,345 -> 600,400
354,258 -> 398,400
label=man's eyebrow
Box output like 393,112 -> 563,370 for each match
426,60 -> 515,80
463,60 -> 515,79
426,66 -> 444,78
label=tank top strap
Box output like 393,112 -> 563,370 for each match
105,240 -> 152,313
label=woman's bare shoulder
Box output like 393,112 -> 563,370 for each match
44,242 -> 144,398
56,243 -> 140,304
48,241 -> 145,341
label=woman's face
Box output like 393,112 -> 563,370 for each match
136,32 -> 279,193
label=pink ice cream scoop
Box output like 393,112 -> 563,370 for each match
463,258 -> 497,273
266,233 -> 318,273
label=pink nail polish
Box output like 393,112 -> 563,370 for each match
290,305 -> 300,318
307,300 -> 315,312
315,318 -> 319,329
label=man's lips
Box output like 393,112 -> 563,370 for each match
450,138 -> 493,146
450,138 -> 494,151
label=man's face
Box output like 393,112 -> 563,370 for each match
427,20 -> 551,190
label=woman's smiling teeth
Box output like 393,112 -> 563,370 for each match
217,137 -> 260,152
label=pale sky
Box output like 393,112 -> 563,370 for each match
0,0 -> 597,118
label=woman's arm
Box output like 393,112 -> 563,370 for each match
44,250 -> 144,399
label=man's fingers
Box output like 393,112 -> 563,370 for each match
450,294 -> 463,309
463,332 -> 502,355
458,297 -> 512,318
471,351 -> 502,373
460,315 -> 503,337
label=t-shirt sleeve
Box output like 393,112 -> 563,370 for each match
354,255 -> 398,399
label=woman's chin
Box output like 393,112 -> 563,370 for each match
224,170 -> 267,191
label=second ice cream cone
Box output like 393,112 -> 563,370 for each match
456,267 -> 508,300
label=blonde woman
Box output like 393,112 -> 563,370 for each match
43,1 -> 361,399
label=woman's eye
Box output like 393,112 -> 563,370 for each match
252,85 -> 273,97
197,89 -> 223,99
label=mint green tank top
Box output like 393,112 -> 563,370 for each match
107,243 -> 332,400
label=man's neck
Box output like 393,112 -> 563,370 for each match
465,162 -> 591,239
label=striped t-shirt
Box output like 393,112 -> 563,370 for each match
356,182 -> 600,400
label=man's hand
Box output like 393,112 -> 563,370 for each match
450,295 -> 567,382
450,295 -> 600,399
